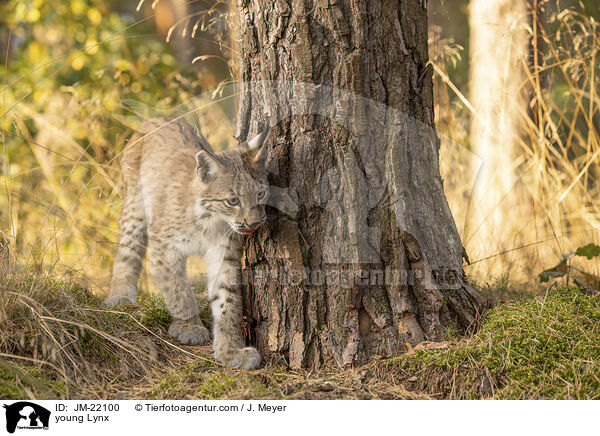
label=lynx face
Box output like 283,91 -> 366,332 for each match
195,133 -> 269,235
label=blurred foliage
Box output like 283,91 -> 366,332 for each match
0,0 -> 215,285
428,0 -> 600,92
1,0 -> 205,134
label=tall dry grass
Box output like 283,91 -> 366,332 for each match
0,0 -> 237,294
433,0 -> 600,286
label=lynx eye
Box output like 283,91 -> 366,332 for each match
224,197 -> 240,207
257,190 -> 266,201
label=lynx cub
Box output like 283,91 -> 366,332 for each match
106,117 -> 269,369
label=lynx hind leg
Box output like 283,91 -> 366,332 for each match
106,134 -> 146,307
151,243 -> 210,345
106,196 -> 147,307
206,247 -> 261,369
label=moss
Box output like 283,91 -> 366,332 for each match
0,360 -> 65,399
78,333 -> 119,360
197,373 -> 239,399
137,288 -> 212,330
139,293 -> 172,330
6,273 -> 598,400
149,363 -> 241,399
44,279 -> 103,308
0,362 -> 22,399
397,288 -> 600,399
148,360 -> 283,400
442,325 -> 460,340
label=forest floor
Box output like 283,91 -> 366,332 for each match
1,273 -> 599,400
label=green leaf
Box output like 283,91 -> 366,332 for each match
575,243 -> 600,260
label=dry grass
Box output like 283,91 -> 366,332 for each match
126,358 -> 434,400
433,1 -> 600,285
0,273 -> 214,399
1,274 -> 598,400
0,273 -> 432,400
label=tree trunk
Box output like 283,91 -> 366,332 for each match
236,0 -> 485,369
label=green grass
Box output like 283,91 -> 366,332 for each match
139,293 -> 172,330
145,359 -> 283,400
0,360 -> 65,399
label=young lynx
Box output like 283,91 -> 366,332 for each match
106,117 -> 269,369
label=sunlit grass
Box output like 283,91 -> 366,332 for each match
0,0 -> 235,295
432,1 -> 600,285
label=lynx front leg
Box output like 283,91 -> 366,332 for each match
151,242 -> 210,345
206,244 -> 260,369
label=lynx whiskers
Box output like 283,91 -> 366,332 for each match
106,117 -> 269,369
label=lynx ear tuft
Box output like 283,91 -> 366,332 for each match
247,130 -> 268,151
195,150 -> 222,182
244,130 -> 269,166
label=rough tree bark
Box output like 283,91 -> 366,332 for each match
236,0 -> 485,369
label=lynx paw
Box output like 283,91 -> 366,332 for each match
218,347 -> 261,370
168,317 -> 210,345
104,295 -> 136,307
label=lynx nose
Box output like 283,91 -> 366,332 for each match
244,215 -> 265,228
244,207 -> 266,228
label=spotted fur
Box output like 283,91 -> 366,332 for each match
106,117 -> 268,369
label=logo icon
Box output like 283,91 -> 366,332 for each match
2,402 -> 51,434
